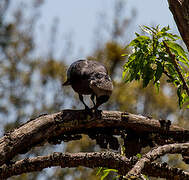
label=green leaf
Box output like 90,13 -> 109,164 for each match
177,56 -> 189,68
142,66 -> 154,87
155,81 -> 160,92
183,93 -> 189,104
103,169 -> 118,173
177,85 -> 183,108
135,32 -> 140,37
165,63 -> 178,79
122,70 -> 127,80
130,36 -> 150,47
98,168 -> 118,180
162,32 -> 180,41
140,25 -> 153,34
161,26 -> 170,32
101,171 -> 110,180
96,167 -> 103,176
154,62 -> 163,82
165,41 -> 188,61
121,53 -> 128,57
123,25 -> 188,108
142,174 -> 150,180
136,153 -> 142,159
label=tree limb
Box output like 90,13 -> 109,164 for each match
0,110 -> 188,166
168,0 -> 189,52
1,151 -> 189,179
127,142 -> 189,178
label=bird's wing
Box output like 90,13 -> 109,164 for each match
65,59 -> 109,83
83,60 -> 108,78
67,60 -> 88,79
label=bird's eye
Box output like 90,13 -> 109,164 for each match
95,73 -> 104,79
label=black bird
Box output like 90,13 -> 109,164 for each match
63,59 -> 113,110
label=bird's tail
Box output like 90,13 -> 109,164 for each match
62,79 -> 71,86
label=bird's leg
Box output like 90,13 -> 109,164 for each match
79,94 -> 90,110
92,98 -> 101,113
93,102 -> 100,110
91,94 -> 99,114
90,93 -> 96,107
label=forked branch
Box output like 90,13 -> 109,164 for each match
127,142 -> 189,178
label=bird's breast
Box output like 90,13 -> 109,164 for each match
71,79 -> 92,95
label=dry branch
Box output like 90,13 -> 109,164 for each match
1,151 -> 189,179
127,142 -> 189,178
0,110 -> 188,167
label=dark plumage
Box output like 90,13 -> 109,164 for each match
63,59 -> 113,109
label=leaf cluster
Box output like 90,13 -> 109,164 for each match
123,26 -> 189,108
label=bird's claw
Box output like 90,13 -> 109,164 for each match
91,106 -> 101,117
84,106 -> 100,117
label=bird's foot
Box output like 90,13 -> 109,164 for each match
84,106 -> 100,117
91,106 -> 102,117
91,106 -> 97,112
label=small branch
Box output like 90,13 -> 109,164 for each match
127,142 -> 189,178
163,70 -> 174,80
0,110 -> 188,167
163,41 -> 189,96
163,70 -> 178,84
1,151 -> 189,179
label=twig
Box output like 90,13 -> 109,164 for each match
127,142 -> 189,178
163,70 -> 179,85
163,41 -> 189,96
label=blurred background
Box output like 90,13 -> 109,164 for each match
0,0 -> 188,179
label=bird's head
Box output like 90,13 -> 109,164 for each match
89,72 -> 113,108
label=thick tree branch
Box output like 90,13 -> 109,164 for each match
0,110 -> 188,166
0,152 -> 131,179
127,142 -> 189,178
1,151 -> 189,179
164,41 -> 189,96
168,0 -> 189,51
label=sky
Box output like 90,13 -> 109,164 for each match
8,0 -> 179,62
33,0 -> 179,62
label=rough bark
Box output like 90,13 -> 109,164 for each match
1,151 -> 189,180
0,110 -> 188,167
127,143 -> 189,178
168,0 -> 189,51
